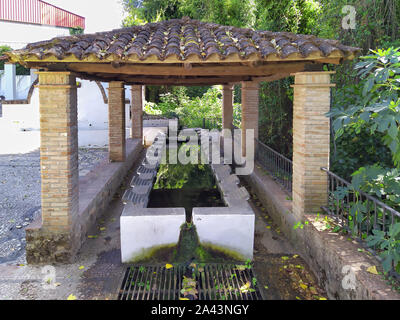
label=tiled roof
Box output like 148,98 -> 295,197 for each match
6,17 -> 360,64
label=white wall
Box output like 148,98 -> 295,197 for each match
0,78 -> 133,147
0,20 -> 70,49
0,73 -> 32,100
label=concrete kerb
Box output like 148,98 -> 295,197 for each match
121,132 -> 185,263
191,138 -> 255,259
120,206 -> 185,263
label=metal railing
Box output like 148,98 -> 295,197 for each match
322,167 -> 400,277
255,139 -> 293,193
202,117 -> 222,130
322,167 -> 400,234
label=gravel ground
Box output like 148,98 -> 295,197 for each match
0,148 -> 108,265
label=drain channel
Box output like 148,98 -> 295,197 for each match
118,264 -> 263,300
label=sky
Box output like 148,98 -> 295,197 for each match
45,0 -> 128,34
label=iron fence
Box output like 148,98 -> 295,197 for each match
321,167 -> 400,277
202,117 -> 222,130
255,139 -> 292,193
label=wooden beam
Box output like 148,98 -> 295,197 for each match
253,73 -> 291,82
75,72 -> 251,85
13,50 -> 348,66
63,61 -> 307,77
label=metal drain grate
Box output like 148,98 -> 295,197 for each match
118,264 -> 263,300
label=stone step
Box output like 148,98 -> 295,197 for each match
122,189 -> 148,207
130,175 -> 153,187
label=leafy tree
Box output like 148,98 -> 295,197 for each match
329,48 -> 400,166
0,45 -> 30,75
69,26 -> 84,35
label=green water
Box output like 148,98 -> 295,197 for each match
149,154 -> 225,221
141,144 -> 241,263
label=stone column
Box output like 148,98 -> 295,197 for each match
4,63 -> 16,100
26,71 -> 79,263
222,84 -> 234,131
241,81 -> 259,156
292,71 -> 335,219
130,85 -> 143,142
108,81 -> 126,162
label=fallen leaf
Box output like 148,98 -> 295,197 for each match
319,297 -> 327,300
240,281 -> 251,293
99,227 -> 106,231
367,266 -> 379,275
79,266 -> 85,270
67,294 -> 77,300
165,263 -> 173,269
299,283 -> 308,290
293,254 -> 299,259
179,297 -> 189,300
281,256 -> 289,261
236,265 -> 247,271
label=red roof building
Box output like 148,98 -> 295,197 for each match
0,0 -> 85,29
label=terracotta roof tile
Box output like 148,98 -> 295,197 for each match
7,18 -> 360,64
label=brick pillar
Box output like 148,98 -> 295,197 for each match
241,81 -> 259,156
292,71 -> 335,219
131,85 -> 143,142
26,71 -> 79,263
108,81 -> 126,162
222,84 -> 234,131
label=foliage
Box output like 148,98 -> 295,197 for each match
317,0 -> 400,50
144,86 -> 241,129
331,124 -> 392,180
351,165 -> 400,210
329,48 -> 400,166
121,0 -> 400,161
0,46 -> 30,75
367,223 -> 400,273
122,0 -> 254,27
255,0 -> 321,34
69,26 -> 84,35
155,162 -> 215,189
328,48 -> 400,274
154,147 -> 216,189
254,0 -> 321,157
258,78 -> 294,157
